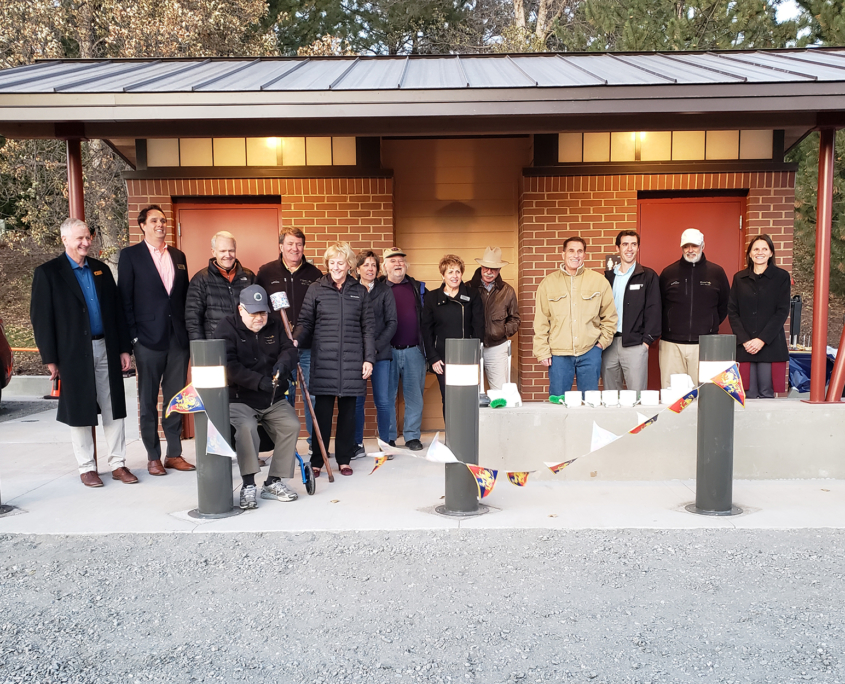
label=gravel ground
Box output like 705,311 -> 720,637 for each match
0,529 -> 842,684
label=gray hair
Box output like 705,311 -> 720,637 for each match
211,231 -> 237,250
60,218 -> 88,237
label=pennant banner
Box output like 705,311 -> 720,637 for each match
506,471 -> 531,487
206,418 -> 237,459
629,413 -> 659,435
590,422 -> 621,453
667,388 -> 699,414
711,363 -> 746,407
425,432 -> 460,463
376,438 -> 417,459
369,454 -> 388,475
466,464 -> 499,499
165,384 -> 205,418
545,458 -> 578,474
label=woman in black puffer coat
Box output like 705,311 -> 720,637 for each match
422,254 -> 484,417
294,243 -> 375,476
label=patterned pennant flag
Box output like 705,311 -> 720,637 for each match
465,464 -> 499,499
165,384 -> 205,417
667,387 -> 699,414
629,413 -> 659,435
425,432 -> 460,464
544,458 -> 578,474
711,363 -> 746,407
590,422 -> 621,453
506,471 -> 531,486
369,454 -> 388,475
206,418 -> 236,459
377,437 -> 417,459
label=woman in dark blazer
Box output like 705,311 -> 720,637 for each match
727,234 -> 791,398
422,254 -> 484,416
294,242 -> 375,476
353,250 -> 397,453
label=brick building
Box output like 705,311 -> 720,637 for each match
2,48 -> 843,423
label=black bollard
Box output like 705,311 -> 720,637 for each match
437,339 -> 485,517
189,339 -> 242,519
686,334 -> 742,516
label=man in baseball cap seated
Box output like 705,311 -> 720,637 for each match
214,284 -> 301,509
658,228 -> 730,387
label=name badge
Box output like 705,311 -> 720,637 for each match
460,295 -> 470,301
629,284 -> 642,290
177,264 -> 186,270
93,270 -> 103,276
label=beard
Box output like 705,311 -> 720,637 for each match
683,252 -> 702,264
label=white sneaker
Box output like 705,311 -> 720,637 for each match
261,480 -> 298,502
239,485 -> 258,509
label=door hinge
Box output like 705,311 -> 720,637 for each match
177,222 -> 181,238
739,216 -> 743,231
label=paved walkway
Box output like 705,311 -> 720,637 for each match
1,399 -> 843,534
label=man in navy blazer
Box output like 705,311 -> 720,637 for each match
118,205 -> 194,476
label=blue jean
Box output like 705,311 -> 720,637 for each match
388,346 -> 427,442
548,345 -> 603,395
355,359 -> 392,443
286,348 -> 313,445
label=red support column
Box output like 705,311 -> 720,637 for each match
810,129 -> 835,402
66,139 -> 85,221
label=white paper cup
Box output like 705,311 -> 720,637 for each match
619,390 -> 638,407
584,390 -> 602,407
602,390 -> 619,407
640,390 -> 660,406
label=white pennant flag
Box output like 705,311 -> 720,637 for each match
377,438 -> 417,459
425,432 -> 460,463
590,421 -> 621,453
636,412 -> 650,427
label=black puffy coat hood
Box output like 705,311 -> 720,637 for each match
293,275 -> 376,396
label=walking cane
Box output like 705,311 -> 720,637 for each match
269,292 -> 334,482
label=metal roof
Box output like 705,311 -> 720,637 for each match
1,48 -> 845,141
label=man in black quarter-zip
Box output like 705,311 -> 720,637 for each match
658,229 -> 730,387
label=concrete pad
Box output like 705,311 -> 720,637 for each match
2,409 -> 845,534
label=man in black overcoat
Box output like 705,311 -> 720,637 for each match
31,218 -> 135,488
118,205 -> 194,476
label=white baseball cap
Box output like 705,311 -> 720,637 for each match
680,228 -> 704,247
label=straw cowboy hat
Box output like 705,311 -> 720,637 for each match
475,246 -> 510,269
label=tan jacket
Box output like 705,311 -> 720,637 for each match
533,264 -> 618,359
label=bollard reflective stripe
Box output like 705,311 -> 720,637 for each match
445,363 -> 479,386
191,365 -> 226,388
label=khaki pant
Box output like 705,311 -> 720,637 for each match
601,337 -> 649,391
230,400 -> 299,479
483,341 -> 511,391
659,341 -> 700,387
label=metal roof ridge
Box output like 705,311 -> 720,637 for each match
455,55 -> 469,87
554,55 -> 607,85
0,60 -> 103,91
708,52 -> 817,80
656,53 -> 746,81
124,59 -> 210,91
773,51 -> 845,71
329,57 -> 360,89
55,60 -> 160,92
192,58 -> 261,91
260,59 -> 309,90
506,56 -> 538,86
608,54 -> 676,83
398,56 -> 410,89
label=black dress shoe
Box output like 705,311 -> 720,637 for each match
405,439 -> 423,451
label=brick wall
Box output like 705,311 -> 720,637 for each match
517,171 -> 796,401
125,176 -> 394,443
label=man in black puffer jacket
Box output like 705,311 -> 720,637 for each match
185,231 -> 255,340
215,285 -> 300,510
658,228 -> 730,387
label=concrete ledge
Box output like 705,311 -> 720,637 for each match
5,375 -> 51,397
479,399 -> 845,481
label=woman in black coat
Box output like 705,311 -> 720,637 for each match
294,243 -> 375,476
353,250 -> 397,452
422,254 -> 485,416
727,234 -> 791,398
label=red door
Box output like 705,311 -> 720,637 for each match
176,203 -> 282,278
638,195 -> 746,389
175,202 -> 282,438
